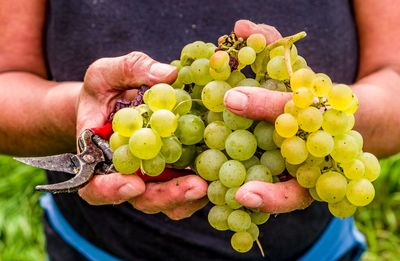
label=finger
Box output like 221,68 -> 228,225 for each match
163,197 -> 209,220
235,179 -> 313,214
130,175 -> 208,214
224,87 -> 292,122
78,173 -> 146,205
234,19 -> 282,43
84,51 -> 177,90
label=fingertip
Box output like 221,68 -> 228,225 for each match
149,63 -> 178,84
234,19 -> 257,39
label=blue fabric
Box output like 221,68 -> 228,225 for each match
40,193 -> 121,261
41,193 -> 366,261
298,217 -> 366,261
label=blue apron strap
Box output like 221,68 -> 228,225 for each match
298,217 -> 366,261
40,193 -> 122,261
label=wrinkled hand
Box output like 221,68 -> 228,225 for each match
76,52 -> 208,219
223,20 -> 313,214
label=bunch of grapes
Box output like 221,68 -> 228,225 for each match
109,29 -> 380,254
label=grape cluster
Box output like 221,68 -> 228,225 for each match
109,29 -> 380,254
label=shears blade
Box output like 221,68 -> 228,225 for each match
14,153 -> 79,174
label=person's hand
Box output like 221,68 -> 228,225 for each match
223,20 -> 313,213
76,52 -> 208,220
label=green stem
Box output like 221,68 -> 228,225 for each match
284,43 -> 293,78
266,31 -> 307,51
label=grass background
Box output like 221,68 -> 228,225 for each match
0,153 -> 399,261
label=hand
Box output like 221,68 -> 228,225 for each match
222,20 -> 313,213
76,52 -> 208,220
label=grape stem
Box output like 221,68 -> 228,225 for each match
266,31 -> 307,51
255,239 -> 265,257
284,43 -> 294,77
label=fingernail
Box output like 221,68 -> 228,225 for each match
150,63 -> 175,78
118,183 -> 138,199
240,192 -> 263,208
224,90 -> 248,111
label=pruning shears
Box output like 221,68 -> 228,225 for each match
15,123 -> 190,194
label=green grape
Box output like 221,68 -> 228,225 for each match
225,187 -> 242,209
270,45 -> 298,60
190,58 -> 213,85
322,109 -> 350,136
360,152 -> 380,182
228,209 -> 252,232
247,33 -> 267,53
177,66 -> 193,84
190,40 -> 210,59
251,49 -> 269,74
330,134 -> 359,163
284,100 -> 301,116
267,56 -> 289,81
286,161 -> 300,177
306,130 -> 334,157
290,68 -> 315,91
328,198 -> 357,218
225,130 -> 258,161
241,156 -> 261,170
275,113 -> 298,138
174,89 -> 192,116
346,113 -> 355,132
172,145 -> 196,169
260,150 -> 286,176
129,128 -> 162,160
297,106 -> 323,132
238,46 -> 256,65
231,232 -> 254,253
292,87 -> 314,108
253,121 -> 277,150
291,55 -> 308,72
209,51 -> 230,71
250,211 -> 270,225
311,73 -> 333,97
109,132 -> 129,151
346,178 -> 375,207
236,78 -> 261,87
260,79 -> 287,92
170,59 -> 182,70
207,180 -> 228,205
145,83 -> 177,111
149,109 -> 178,137
316,171 -> 347,203
171,78 -> 184,89
190,84 -> 204,99
180,43 -> 195,66
272,129 -> 285,148
219,160 -> 247,188
305,155 -> 324,166
160,136 -> 182,164
208,205 -> 233,231
206,42 -> 217,58
195,149 -> 228,181
308,187 -> 323,202
341,159 -> 365,180
201,80 -> 231,112
246,223 -> 260,241
246,165 -> 273,183
223,109 -> 253,130
328,84 -> 353,111
281,136 -> 308,165
344,95 -> 359,115
175,114 -> 205,145
112,107 -> 143,137
141,154 -> 166,176
296,163 -> 321,188
226,70 -> 246,86
112,145 -> 141,174
206,111 -> 223,123
204,121 -> 232,150
209,66 -> 231,81
347,130 -> 364,152
135,104 -> 153,123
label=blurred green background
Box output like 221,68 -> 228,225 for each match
0,153 -> 399,261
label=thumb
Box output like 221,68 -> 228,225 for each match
84,51 -> 177,91
235,180 -> 313,214
234,19 -> 282,43
224,87 -> 292,122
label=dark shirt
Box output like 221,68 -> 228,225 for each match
45,0 -> 358,260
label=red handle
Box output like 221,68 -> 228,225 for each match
136,168 -> 193,182
90,122 -> 113,140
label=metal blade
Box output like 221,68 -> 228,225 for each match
14,153 -> 79,174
